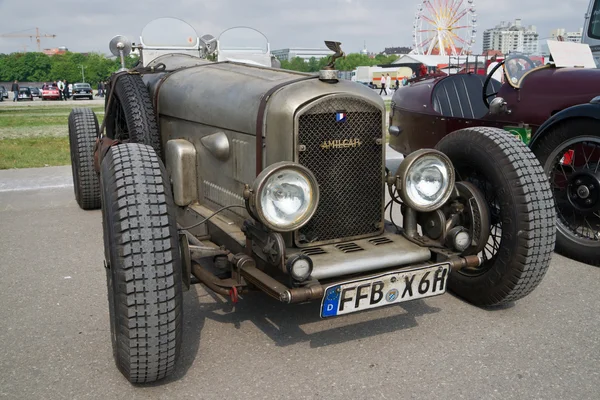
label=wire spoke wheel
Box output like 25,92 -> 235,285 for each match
413,0 -> 477,56
547,137 -> 600,243
455,170 -> 502,275
532,119 -> 600,266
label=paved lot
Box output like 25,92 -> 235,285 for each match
0,166 -> 598,400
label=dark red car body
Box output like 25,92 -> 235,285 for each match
389,59 -> 600,266
390,65 -> 600,155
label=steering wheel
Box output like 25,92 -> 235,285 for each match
482,55 -> 537,108
482,60 -> 505,108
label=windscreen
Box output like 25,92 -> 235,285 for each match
141,17 -> 199,47
217,27 -> 271,66
589,0 -> 600,39
218,27 -> 269,53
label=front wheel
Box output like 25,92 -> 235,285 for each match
101,143 -> 183,383
437,127 -> 556,306
532,119 -> 600,266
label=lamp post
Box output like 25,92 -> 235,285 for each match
79,65 -> 85,83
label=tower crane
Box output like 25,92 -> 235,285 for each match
0,28 -> 56,52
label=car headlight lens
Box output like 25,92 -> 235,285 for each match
249,162 -> 319,232
396,149 -> 454,212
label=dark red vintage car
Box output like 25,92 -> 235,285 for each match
390,52 -> 600,266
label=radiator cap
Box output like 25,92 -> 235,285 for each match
319,69 -> 338,83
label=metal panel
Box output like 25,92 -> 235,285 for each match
202,180 -> 245,209
165,139 -> 197,206
159,116 -> 253,221
294,95 -> 385,247
294,234 -> 431,280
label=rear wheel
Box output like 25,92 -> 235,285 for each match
68,108 -> 101,210
101,143 -> 182,383
437,127 -> 556,306
532,119 -> 600,266
104,74 -> 161,154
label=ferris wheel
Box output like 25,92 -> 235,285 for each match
413,0 -> 478,56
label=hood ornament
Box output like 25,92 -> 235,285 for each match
319,41 -> 345,83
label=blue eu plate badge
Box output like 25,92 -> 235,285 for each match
335,111 -> 347,122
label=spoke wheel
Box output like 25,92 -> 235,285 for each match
533,119 -> 600,266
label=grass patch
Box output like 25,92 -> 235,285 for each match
0,109 -> 104,128
0,106 -> 104,115
0,137 -> 71,169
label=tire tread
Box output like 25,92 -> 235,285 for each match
101,143 -> 181,383
437,127 -> 556,305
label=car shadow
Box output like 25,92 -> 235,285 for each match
197,288 -> 440,348
151,286 -> 441,385
446,291 -> 516,310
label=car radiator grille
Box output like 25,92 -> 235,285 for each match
296,97 -> 383,246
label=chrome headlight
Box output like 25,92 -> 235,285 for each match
395,149 -> 455,212
247,162 -> 319,232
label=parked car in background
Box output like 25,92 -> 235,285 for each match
72,83 -> 94,100
0,85 -> 8,99
29,87 -> 41,98
41,85 -> 61,100
17,87 -> 33,101
389,42 -> 600,266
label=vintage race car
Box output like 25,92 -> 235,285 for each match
41,85 -> 61,100
390,45 -> 600,266
67,18 -> 556,384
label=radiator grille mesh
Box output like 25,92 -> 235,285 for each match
296,97 -> 383,246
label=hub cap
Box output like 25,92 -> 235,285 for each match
567,171 -> 599,212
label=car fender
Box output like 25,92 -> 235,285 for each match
530,102 -> 600,148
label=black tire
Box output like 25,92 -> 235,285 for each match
101,143 -> 182,383
531,119 -> 600,266
105,74 -> 161,154
436,127 -> 556,306
68,108 -> 101,210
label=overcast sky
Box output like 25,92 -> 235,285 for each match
0,0 -> 592,55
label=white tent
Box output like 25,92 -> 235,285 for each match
392,54 -> 476,67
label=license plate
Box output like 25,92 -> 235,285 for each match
320,263 -> 450,318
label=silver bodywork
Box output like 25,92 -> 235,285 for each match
144,53 -> 433,280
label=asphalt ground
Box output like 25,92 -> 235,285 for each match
0,166 -> 598,400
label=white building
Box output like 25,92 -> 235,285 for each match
550,28 -> 583,42
482,19 -> 539,55
271,48 -> 333,62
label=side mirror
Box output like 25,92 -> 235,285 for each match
489,97 -> 511,115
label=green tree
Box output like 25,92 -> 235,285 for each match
0,51 -> 139,86
278,53 -> 400,73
